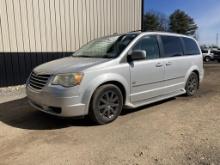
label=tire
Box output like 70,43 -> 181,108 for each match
89,84 -> 123,125
204,56 -> 211,62
185,72 -> 199,96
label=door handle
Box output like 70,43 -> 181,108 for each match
155,63 -> 163,67
166,62 -> 172,66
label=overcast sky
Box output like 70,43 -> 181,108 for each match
144,0 -> 220,46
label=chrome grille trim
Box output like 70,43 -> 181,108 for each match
29,72 -> 51,90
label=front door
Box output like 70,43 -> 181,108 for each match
130,36 -> 165,103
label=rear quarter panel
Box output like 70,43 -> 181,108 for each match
184,54 -> 204,85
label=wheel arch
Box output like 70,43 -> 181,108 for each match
192,70 -> 199,78
81,74 -> 130,115
184,66 -> 200,88
97,81 -> 126,103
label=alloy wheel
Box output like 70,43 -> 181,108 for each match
97,90 -> 120,119
186,74 -> 198,95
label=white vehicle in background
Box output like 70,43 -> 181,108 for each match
202,49 -> 214,62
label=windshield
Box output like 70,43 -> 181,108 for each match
73,33 -> 139,58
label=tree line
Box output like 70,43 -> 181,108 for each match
143,10 -> 198,37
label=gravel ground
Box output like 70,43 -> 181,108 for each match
0,85 -> 26,104
0,64 -> 220,165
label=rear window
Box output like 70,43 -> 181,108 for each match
161,36 -> 183,58
182,37 -> 200,55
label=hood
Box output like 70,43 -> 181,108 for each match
33,57 -> 110,75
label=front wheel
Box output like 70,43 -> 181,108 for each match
185,72 -> 199,96
89,84 -> 123,125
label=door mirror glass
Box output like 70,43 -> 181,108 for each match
127,50 -> 146,62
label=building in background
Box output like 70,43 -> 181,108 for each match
0,0 -> 143,86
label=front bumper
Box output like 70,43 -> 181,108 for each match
26,85 -> 86,117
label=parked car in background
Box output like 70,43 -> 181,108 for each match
202,49 -> 214,62
26,32 -> 204,124
212,50 -> 220,63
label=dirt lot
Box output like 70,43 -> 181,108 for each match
0,64 -> 220,165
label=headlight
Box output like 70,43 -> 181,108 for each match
52,73 -> 84,87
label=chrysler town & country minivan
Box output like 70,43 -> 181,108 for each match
26,32 -> 204,124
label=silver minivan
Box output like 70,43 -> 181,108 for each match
26,32 -> 204,124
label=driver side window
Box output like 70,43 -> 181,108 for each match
133,36 -> 160,60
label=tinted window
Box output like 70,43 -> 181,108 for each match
161,36 -> 183,58
133,36 -> 160,60
182,37 -> 200,55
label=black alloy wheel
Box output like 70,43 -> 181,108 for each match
185,72 -> 199,96
89,84 -> 123,125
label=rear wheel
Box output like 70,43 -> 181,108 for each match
89,84 -> 123,125
204,56 -> 211,62
185,72 -> 199,96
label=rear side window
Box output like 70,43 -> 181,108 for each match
182,37 -> 200,55
160,36 -> 183,58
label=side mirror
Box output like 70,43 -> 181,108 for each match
127,50 -> 146,62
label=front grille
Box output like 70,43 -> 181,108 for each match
29,72 -> 51,90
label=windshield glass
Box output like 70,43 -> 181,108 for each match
73,33 -> 139,58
